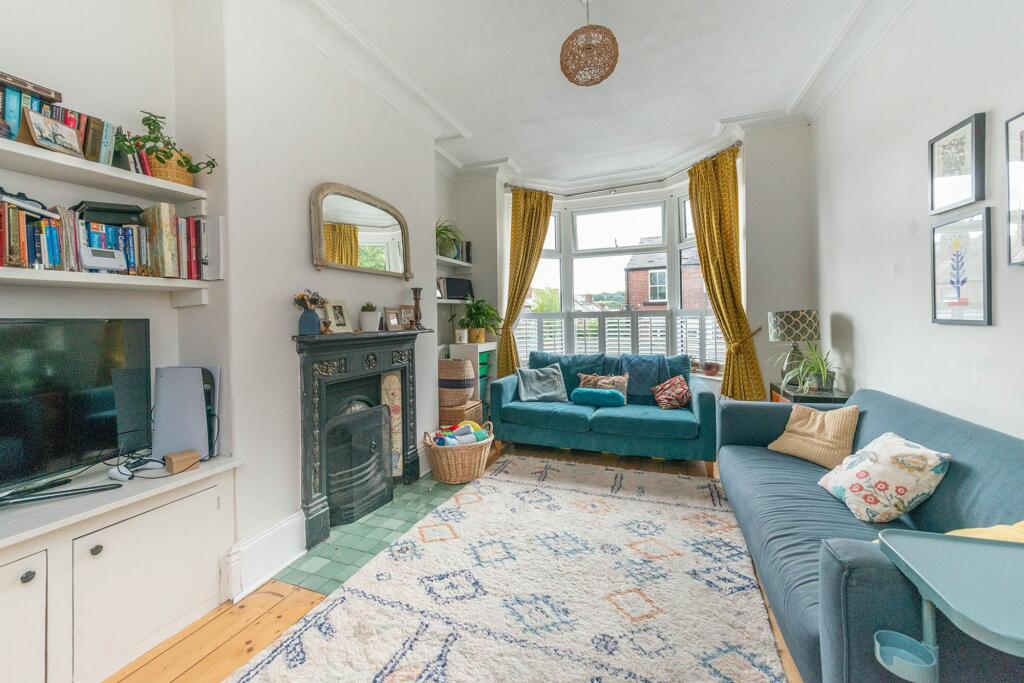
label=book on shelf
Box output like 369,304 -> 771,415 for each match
0,197 -> 207,281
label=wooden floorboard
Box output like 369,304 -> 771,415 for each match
114,448 -> 798,682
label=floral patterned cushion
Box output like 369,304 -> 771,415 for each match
577,372 -> 629,396
819,432 -> 952,523
650,374 -> 692,410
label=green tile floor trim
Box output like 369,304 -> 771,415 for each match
274,475 -> 465,595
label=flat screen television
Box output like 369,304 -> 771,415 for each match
0,319 -> 151,492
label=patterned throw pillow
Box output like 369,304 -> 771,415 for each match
767,404 -> 860,469
819,432 -> 952,523
577,372 -> 629,396
650,375 -> 691,410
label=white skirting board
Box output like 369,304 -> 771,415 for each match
230,510 -> 307,600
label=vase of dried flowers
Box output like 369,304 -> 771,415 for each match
293,289 -> 325,336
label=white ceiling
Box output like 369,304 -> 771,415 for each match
316,0 -> 869,187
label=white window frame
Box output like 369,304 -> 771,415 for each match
511,188 -> 726,372
648,269 -> 667,302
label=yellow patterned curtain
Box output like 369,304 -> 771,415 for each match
689,146 -> 766,400
323,223 -> 359,267
498,187 -> 553,377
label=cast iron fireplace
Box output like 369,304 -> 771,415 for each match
295,329 -> 428,548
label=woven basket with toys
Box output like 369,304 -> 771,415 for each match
422,420 -> 493,484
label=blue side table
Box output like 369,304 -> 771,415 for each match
875,529 -> 1024,682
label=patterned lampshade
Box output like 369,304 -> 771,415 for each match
767,309 -> 820,343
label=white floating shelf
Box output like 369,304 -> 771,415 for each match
0,137 -> 207,203
435,255 -> 472,272
0,266 -> 209,308
437,298 -> 468,305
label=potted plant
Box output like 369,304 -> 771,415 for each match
114,111 -> 217,187
780,342 -> 839,393
436,219 -> 463,259
359,302 -> 381,333
293,289 -> 325,336
456,297 -> 502,344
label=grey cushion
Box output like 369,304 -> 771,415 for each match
516,363 -> 568,402
718,444 -> 912,683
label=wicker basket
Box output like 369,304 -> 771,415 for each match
438,359 -> 474,407
146,150 -> 194,187
439,400 -> 482,426
423,421 -> 493,484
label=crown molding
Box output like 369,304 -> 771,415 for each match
262,0 -> 473,142
456,157 -> 521,181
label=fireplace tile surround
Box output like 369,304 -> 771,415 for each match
295,329 -> 431,548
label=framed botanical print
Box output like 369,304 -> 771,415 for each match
932,208 -> 991,325
1007,111 -> 1024,265
929,113 -> 985,214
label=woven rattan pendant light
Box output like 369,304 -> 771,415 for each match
560,0 -> 619,87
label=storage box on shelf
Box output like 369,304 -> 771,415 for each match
449,341 -> 497,417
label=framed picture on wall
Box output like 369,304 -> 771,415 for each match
929,113 -> 985,214
931,208 -> 991,326
1007,111 -> 1024,265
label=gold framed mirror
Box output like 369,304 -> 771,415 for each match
310,183 -> 412,280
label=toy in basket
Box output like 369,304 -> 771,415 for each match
423,420 -> 494,484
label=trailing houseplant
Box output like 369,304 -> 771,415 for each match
114,111 -> 217,186
780,342 -> 839,393
455,297 -> 502,344
435,219 -> 463,259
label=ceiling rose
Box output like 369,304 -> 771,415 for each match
559,2 -> 618,87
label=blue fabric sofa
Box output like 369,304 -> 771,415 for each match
717,389 -> 1024,683
490,351 -> 716,462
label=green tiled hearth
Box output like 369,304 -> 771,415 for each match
275,475 -> 464,595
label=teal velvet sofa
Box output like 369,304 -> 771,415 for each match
489,352 -> 716,463
718,390 -> 1024,683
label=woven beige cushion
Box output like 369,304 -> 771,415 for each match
767,404 -> 860,468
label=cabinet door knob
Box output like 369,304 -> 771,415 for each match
20,570 -> 36,584
90,544 -> 104,556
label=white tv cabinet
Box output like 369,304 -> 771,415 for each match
0,457 -> 241,683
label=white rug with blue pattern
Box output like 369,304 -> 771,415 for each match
231,456 -> 784,682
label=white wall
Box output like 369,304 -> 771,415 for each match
0,0 -> 180,370
220,0 -> 439,550
814,0 -> 1024,436
741,123 -> 818,391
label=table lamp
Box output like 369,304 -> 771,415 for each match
767,309 -> 820,384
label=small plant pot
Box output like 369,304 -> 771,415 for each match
437,241 -> 458,259
454,329 -> 469,344
147,149 -> 194,187
468,328 -> 486,344
359,311 -> 381,333
298,308 -> 320,336
702,361 -> 721,377
809,372 -> 835,393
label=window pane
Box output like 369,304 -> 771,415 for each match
574,205 -> 663,250
524,257 -> 561,312
648,269 -> 667,302
637,314 -> 668,355
574,317 -> 600,354
679,247 -> 710,310
679,197 -> 695,240
575,253 -> 670,312
543,214 -> 557,251
604,316 -> 632,354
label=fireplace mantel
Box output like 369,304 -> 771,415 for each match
294,329 -> 431,547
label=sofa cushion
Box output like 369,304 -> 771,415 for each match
848,389 -> 1024,532
718,444 -> 912,681
768,403 -> 860,469
590,404 -> 698,439
529,352 -> 605,395
666,354 -> 691,384
570,388 -> 626,407
501,400 -> 595,433
620,355 -> 670,406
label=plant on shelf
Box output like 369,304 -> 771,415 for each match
114,111 -> 218,185
455,297 -> 502,344
435,219 -> 463,259
293,289 -> 325,336
359,302 -> 381,333
779,342 -> 839,393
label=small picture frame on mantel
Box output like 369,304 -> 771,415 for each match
929,113 -> 985,214
383,307 -> 403,331
931,208 -> 991,326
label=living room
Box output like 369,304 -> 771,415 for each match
0,1 -> 1021,681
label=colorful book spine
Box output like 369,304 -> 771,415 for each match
20,92 -> 31,113
0,202 -> 6,266
187,217 -> 198,279
18,211 -> 28,264
3,86 -> 20,138
99,122 -> 115,165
